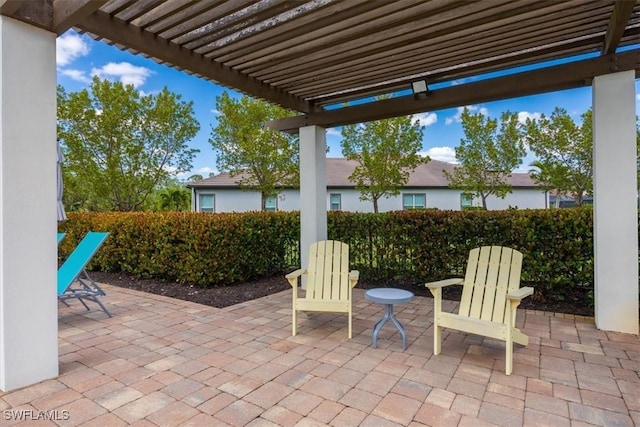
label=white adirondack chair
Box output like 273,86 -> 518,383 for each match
426,246 -> 533,375
286,240 -> 359,338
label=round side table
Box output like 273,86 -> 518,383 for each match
365,288 -> 414,350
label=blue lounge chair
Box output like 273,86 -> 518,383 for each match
57,232 -> 65,244
58,231 -> 111,317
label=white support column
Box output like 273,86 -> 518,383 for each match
592,70 -> 639,335
299,126 -> 327,273
0,17 -> 59,391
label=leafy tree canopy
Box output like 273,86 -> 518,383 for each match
525,107 -> 640,208
209,92 -> 298,210
341,109 -> 427,213
444,107 -> 526,209
524,107 -> 592,207
57,76 -> 199,211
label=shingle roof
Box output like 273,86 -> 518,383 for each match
187,158 -> 537,189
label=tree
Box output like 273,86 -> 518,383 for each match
143,177 -> 192,212
526,108 -> 640,207
523,108 -> 592,207
187,174 -> 204,182
57,76 -> 199,211
209,92 -> 298,210
341,114 -> 427,213
444,108 -> 526,210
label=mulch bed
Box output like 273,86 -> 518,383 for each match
90,271 -> 595,317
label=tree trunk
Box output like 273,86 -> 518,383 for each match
373,197 -> 379,213
481,194 -> 488,210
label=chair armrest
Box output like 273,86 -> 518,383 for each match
425,278 -> 464,290
285,269 -> 306,287
506,286 -> 534,301
349,270 -> 359,287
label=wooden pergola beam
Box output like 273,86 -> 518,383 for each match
76,9 -> 319,114
268,49 -> 640,133
53,0 -> 106,34
601,0 -> 636,55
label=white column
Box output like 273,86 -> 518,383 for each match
592,70 -> 639,335
0,17 -> 59,391
299,126 -> 327,273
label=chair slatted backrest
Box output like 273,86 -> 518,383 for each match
459,246 -> 523,323
306,240 -> 350,301
57,232 -> 109,295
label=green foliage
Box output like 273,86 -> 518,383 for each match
341,108 -> 427,213
209,92 -> 298,210
445,108 -> 526,209
327,209 -> 594,303
57,77 -> 200,211
59,209 -> 601,305
59,211 -> 300,286
526,108 -> 640,208
524,108 -> 593,207
144,186 -> 191,212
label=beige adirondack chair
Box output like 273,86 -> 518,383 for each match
426,246 -> 533,375
286,240 -> 360,338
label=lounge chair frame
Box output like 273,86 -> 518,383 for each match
58,231 -> 111,317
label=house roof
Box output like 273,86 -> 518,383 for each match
186,158 -> 537,189
3,2 -> 639,130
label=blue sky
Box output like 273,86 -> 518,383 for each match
56,30 -> 639,180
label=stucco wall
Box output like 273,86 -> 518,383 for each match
192,187 -> 548,212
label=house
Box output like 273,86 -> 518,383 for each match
186,158 -> 547,212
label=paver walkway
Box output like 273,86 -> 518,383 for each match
1,284 -> 638,426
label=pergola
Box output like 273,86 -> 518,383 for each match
0,0 -> 638,391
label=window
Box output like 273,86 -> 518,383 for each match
199,194 -> 215,212
461,193 -> 473,209
402,193 -> 426,210
330,193 -> 341,211
264,195 -> 277,212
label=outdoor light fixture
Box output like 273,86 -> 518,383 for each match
411,80 -> 430,100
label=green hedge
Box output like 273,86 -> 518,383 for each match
59,210 -> 595,299
59,212 -> 299,286
329,209 -> 594,299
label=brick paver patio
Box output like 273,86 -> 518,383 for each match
1,283 -> 638,426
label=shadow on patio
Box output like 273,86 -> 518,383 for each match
1,284 -> 638,426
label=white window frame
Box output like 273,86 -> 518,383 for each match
198,193 -> 215,213
402,193 -> 426,210
330,193 -> 341,211
461,193 -> 473,209
264,195 -> 278,212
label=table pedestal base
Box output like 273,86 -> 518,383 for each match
372,303 -> 408,350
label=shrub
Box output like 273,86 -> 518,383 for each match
59,209 -> 596,302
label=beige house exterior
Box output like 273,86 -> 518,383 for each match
187,158 -> 547,213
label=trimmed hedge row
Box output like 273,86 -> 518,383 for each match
59,212 -> 299,286
328,209 -> 593,298
59,210 -> 594,298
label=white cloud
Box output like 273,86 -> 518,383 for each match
517,111 -> 542,124
445,105 -> 488,125
91,62 -> 153,88
326,128 -> 341,136
423,146 -> 457,163
636,94 -> 640,101
60,68 -> 91,84
211,108 -> 221,115
413,112 -> 437,127
56,33 -> 90,66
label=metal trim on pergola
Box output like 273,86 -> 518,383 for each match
2,0 -> 640,128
